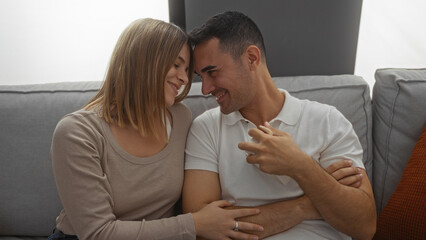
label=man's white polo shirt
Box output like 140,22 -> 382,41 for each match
185,89 -> 364,239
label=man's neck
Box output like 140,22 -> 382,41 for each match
239,78 -> 285,127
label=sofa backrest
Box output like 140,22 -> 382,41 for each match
372,68 -> 426,214
0,82 -> 101,236
184,74 -> 373,177
0,75 -> 371,237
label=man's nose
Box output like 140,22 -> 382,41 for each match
201,77 -> 215,95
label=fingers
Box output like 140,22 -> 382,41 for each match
239,125 -> 279,152
229,208 -> 261,219
247,128 -> 265,139
238,141 -> 259,154
211,199 -> 234,208
325,160 -> 363,188
338,172 -> 363,188
245,153 -> 261,165
332,166 -> 362,181
263,121 -> 283,136
325,160 -> 353,174
258,125 -> 273,135
236,221 -> 264,232
247,125 -> 278,141
350,181 -> 362,188
229,228 -> 261,240
227,221 -> 263,240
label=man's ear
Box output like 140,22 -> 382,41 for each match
246,45 -> 261,70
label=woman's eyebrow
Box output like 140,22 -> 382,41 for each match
177,56 -> 186,63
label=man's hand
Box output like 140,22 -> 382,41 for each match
325,160 -> 363,188
227,195 -> 319,239
238,122 -> 312,177
238,122 -> 376,239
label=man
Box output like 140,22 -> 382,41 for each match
183,11 -> 376,239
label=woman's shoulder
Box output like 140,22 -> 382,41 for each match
53,108 -> 105,140
57,108 -> 99,126
170,102 -> 192,121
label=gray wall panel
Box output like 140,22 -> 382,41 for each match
169,0 -> 362,78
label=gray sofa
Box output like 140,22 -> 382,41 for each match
1,68 -> 425,239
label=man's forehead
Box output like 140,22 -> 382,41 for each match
194,38 -> 219,54
193,41 -> 219,71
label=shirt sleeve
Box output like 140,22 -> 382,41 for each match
185,111 -> 219,173
319,107 -> 365,170
51,113 -> 196,240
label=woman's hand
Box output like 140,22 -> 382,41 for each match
192,200 -> 264,240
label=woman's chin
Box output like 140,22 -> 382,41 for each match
165,98 -> 175,107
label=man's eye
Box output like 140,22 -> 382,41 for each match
208,70 -> 217,77
174,64 -> 180,68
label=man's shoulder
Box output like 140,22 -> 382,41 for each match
282,94 -> 329,120
295,97 -> 350,128
193,106 -> 222,123
188,106 -> 223,135
280,89 -> 337,118
299,98 -> 336,113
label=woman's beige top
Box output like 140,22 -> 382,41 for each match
50,103 -> 195,240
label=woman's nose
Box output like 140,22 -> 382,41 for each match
179,69 -> 189,84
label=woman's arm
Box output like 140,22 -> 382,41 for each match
51,114 -> 195,240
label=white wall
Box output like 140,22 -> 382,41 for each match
0,0 -> 168,85
355,0 -> 426,89
0,0 -> 425,89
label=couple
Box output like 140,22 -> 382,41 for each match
49,11 -> 376,240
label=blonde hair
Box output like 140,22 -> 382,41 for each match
85,18 -> 193,140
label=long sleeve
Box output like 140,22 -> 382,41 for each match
51,107 -> 195,240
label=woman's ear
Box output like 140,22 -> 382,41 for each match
246,45 -> 261,70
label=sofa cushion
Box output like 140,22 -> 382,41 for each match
372,68 -> 426,214
0,81 -> 101,236
0,75 -> 371,237
373,126 -> 426,239
184,74 -> 373,180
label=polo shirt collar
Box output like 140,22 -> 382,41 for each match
273,89 -> 301,125
222,88 -> 301,126
222,109 -> 245,125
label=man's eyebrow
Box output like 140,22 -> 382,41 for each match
201,65 -> 216,73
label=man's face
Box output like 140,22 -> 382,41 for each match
193,38 -> 255,114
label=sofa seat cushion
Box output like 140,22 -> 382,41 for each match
373,126 -> 426,239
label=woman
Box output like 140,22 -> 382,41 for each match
48,18 -> 263,240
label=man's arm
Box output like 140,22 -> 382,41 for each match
295,161 -> 376,240
183,161 -> 364,239
240,126 -> 377,240
182,170 -> 319,239
182,170 -> 221,212
231,160 -> 364,237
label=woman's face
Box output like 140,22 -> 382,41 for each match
164,44 -> 190,107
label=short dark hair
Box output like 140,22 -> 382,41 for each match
189,11 -> 266,61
